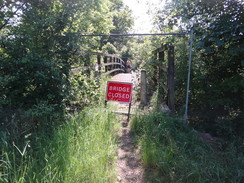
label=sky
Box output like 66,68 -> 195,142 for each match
122,0 -> 164,33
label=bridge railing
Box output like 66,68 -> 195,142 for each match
71,50 -> 126,76
153,44 -> 175,112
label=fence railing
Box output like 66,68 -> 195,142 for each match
153,44 -> 175,112
71,50 -> 126,76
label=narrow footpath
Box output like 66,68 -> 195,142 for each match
109,73 -> 145,183
116,116 -> 145,183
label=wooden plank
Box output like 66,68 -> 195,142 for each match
103,62 -> 124,67
101,68 -> 124,76
152,52 -> 158,88
157,49 -> 165,107
109,57 -> 113,71
140,69 -> 147,107
104,56 -> 108,72
154,44 -> 168,53
167,45 -> 175,112
71,63 -> 125,74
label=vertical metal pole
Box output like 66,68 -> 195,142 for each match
127,102 -> 132,122
184,29 -> 194,123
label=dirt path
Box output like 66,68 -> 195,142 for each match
116,117 -> 145,183
108,72 -> 145,182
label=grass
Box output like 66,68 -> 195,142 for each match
0,106 -> 120,183
131,110 -> 244,183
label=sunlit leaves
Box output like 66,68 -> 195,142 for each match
154,0 -> 244,137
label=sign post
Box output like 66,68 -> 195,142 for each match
105,81 -> 133,121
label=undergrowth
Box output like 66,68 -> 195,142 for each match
0,107 -> 119,183
131,110 -> 244,183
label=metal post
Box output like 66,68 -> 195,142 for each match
184,29 -> 194,123
127,102 -> 132,122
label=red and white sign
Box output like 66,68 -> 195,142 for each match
106,81 -> 133,103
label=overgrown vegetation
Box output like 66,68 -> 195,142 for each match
0,0 -> 133,129
1,0 -> 243,182
132,1 -> 244,180
131,111 -> 244,183
0,0 -> 132,182
137,0 -> 244,140
1,106 -> 120,183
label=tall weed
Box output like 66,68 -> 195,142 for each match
131,110 -> 244,183
1,107 -> 119,183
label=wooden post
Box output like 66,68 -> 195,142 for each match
140,69 -> 147,107
152,51 -> 158,89
113,57 -> 116,70
157,50 -> 165,108
97,55 -> 101,71
104,56 -> 108,72
167,46 -> 175,112
109,57 -> 113,71
123,59 -> 125,72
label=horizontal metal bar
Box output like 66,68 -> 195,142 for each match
80,32 -> 190,37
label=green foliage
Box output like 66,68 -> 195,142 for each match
99,0 -> 134,55
153,0 -> 244,138
0,0 -> 133,132
131,111 -> 244,183
1,0 -> 77,109
102,42 -> 118,54
1,107 -> 119,183
0,0 -> 133,182
68,71 -> 103,109
0,2 -> 134,181
0,0 -> 133,110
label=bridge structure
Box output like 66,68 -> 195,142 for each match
71,50 -> 126,76
72,30 -> 194,122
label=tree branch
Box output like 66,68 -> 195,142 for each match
0,2 -> 27,31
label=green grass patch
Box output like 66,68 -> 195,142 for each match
131,110 -> 243,183
1,107 -> 120,183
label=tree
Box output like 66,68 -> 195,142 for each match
154,0 -> 244,137
0,0 -> 119,133
98,0 -> 134,55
